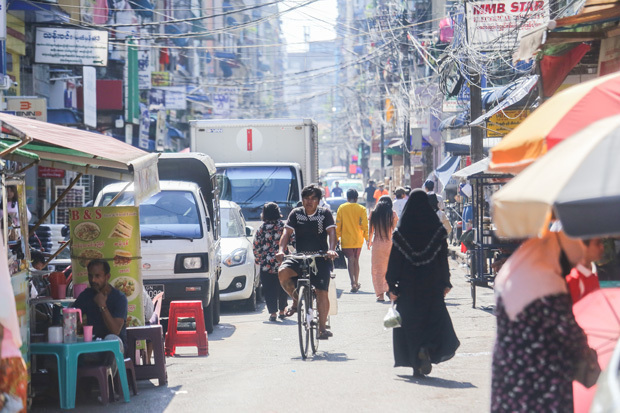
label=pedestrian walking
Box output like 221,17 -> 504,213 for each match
393,187 -> 408,219
428,193 -> 452,234
336,189 -> 369,293
373,182 -> 389,205
331,181 -> 343,198
386,189 -> 459,377
364,180 -> 377,210
491,230 -> 598,412
253,202 -> 293,322
566,238 -> 604,304
369,195 -> 398,301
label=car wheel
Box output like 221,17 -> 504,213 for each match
213,283 -> 221,325
244,287 -> 257,312
203,300 -> 215,334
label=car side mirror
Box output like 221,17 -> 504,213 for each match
245,226 -> 253,237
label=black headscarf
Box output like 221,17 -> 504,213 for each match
392,188 -> 447,266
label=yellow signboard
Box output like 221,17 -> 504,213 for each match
486,110 -> 530,137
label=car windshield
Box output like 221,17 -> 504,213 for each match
217,165 -> 299,220
221,207 -> 245,238
99,190 -> 203,239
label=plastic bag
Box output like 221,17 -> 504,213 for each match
383,303 -> 402,329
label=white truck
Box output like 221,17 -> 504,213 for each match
189,119 -> 319,224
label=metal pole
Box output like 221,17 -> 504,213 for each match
470,72 -> 484,162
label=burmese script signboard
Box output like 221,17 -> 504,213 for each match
35,28 -> 108,66
465,0 -> 549,51
486,110 -> 531,137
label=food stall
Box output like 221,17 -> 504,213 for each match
452,158 -> 516,308
0,112 -> 159,405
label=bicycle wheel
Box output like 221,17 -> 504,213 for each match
310,289 -> 319,354
297,285 -> 310,359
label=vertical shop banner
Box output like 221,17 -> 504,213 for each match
125,39 -> 140,124
70,207 -> 144,328
83,66 -> 97,128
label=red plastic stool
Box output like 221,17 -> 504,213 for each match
165,301 -> 208,356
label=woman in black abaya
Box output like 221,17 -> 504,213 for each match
386,189 -> 460,377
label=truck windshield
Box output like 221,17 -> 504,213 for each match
217,166 -> 299,221
99,190 -> 203,239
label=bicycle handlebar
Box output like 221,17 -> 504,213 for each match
282,252 -> 330,260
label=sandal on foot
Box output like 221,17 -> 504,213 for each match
350,285 -> 359,293
284,306 -> 297,317
278,313 -> 287,319
317,330 -> 332,340
269,315 -> 277,322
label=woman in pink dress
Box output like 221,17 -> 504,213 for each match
368,195 -> 399,301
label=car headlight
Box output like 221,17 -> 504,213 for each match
183,256 -> 203,270
223,248 -> 247,267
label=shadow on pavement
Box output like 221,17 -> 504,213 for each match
396,374 -> 476,389
291,352 -> 351,362
207,323 -> 236,341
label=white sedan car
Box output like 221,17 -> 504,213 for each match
218,201 -> 260,311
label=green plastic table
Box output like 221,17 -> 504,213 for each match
31,339 -> 130,409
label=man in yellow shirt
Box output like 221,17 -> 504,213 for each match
336,189 -> 369,293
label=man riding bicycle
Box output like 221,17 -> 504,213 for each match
276,184 -> 338,340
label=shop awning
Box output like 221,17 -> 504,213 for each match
445,135 -> 503,154
470,75 -> 539,126
452,158 -> 491,179
0,113 -> 159,204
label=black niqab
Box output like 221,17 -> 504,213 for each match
396,189 -> 443,249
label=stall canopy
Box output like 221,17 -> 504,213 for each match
0,112 -> 160,204
445,135 -> 502,154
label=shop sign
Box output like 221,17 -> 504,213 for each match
0,0 -> 6,40
5,97 -> 47,121
465,0 -> 549,51
138,49 -> 151,90
70,206 -> 145,328
443,97 -> 461,112
151,71 -> 171,87
486,109 -> 531,137
35,28 -> 108,66
38,166 -> 66,178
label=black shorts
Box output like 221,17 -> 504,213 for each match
280,257 -> 331,291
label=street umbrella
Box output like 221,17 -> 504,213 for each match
489,71 -> 620,174
572,288 -> 620,413
492,115 -> 620,239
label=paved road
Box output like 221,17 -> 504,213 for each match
33,247 -> 497,413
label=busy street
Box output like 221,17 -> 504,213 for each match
31,249 -> 497,413
3,0 -> 620,411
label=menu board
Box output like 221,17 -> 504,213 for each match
70,207 -> 144,327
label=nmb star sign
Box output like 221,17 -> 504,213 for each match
466,0 -> 549,50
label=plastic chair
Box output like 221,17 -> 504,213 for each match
114,358 -> 138,396
77,365 -> 116,406
165,301 -> 208,357
126,325 -> 168,386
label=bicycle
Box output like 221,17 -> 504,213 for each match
283,252 -> 329,360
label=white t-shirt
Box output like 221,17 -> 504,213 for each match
393,198 -> 407,219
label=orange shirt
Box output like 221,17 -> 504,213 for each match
373,188 -> 389,202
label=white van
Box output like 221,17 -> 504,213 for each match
95,153 -> 221,333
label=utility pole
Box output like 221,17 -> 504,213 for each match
401,7 -> 411,187
470,72 -> 484,162
380,68 -> 386,181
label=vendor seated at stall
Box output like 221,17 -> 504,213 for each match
71,259 -> 127,352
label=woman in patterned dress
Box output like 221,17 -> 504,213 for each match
386,189 -> 459,377
253,202 -> 294,322
1,231 -> 27,413
491,230 -> 598,412
368,195 -> 399,300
